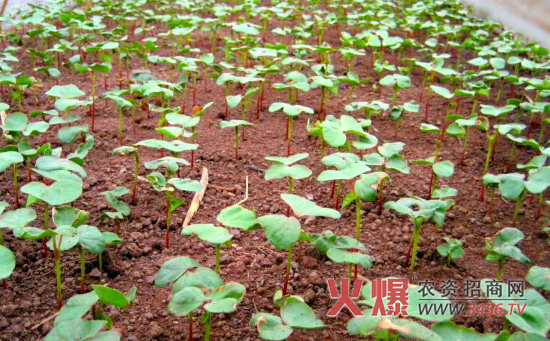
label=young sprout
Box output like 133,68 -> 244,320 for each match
485,227 -> 530,280
265,153 -> 312,196
437,237 -> 464,266
268,103 -> 314,155
384,196 -> 453,275
99,186 -> 130,235
105,92 -> 133,145
0,149 -> 24,207
219,119 -> 253,159
482,173 -> 527,224
147,172 -> 202,249
344,100 -> 389,120
390,101 -> 420,138
182,224 -> 232,274
379,73 -> 411,106
250,294 -> 325,340
318,152 -> 370,210
363,142 -> 409,212
412,158 -> 455,200
311,230 -> 373,281
428,85 -> 454,123
45,84 -> 86,125
44,285 -> 136,340
338,71 -> 368,101
155,256 -> 245,341
112,146 -> 140,203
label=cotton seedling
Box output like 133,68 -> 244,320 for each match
390,101 -> 420,138
310,230 -> 373,281
412,158 -> 455,200
112,146 -> 140,203
250,294 -> 325,340
0,148 -> 24,207
437,237 -> 464,266
485,228 -> 530,280
264,153 -> 312,195
318,152 -> 370,210
44,285 -> 136,340
363,142 -> 410,212
219,119 -> 253,159
181,224 -> 232,274
147,172 -> 202,249
384,196 -> 453,274
379,73 -> 411,106
105,92 -> 133,145
155,256 -> 245,341
99,186 -> 131,235
268,103 -> 314,155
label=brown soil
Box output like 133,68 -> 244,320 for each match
0,9 -> 549,341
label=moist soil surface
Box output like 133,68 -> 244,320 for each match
0,9 -> 549,341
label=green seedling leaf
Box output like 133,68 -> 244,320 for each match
355,172 -> 389,202
92,285 -> 135,309
36,156 -> 87,178
430,85 -> 454,99
46,84 -> 85,98
525,166 -> 550,194
526,266 -> 550,290
217,205 -> 256,230
2,113 -> 28,131
54,291 -> 99,324
480,278 -> 550,336
219,119 -> 253,128
0,207 -> 36,228
155,256 -> 200,286
282,194 -> 341,218
256,215 -> 301,249
204,282 -> 246,313
182,224 -> 233,244
44,319 -> 106,341
172,267 -> 224,293
432,321 -> 497,341
21,178 -> 83,206
433,161 -> 454,178
0,245 -> 15,280
280,296 -> 325,329
317,162 -> 370,181
485,227 -> 530,264
58,125 -> 90,144
167,178 -> 202,192
250,313 -> 293,340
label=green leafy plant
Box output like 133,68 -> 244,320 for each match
44,285 -> 137,341
485,227 -> 530,280
384,197 -> 453,274
310,230 -> 373,281
250,294 -> 325,340
219,119 -> 253,159
155,256 -> 245,341
436,237 -> 464,266
147,172 -> 202,249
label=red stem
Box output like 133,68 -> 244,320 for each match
427,171 -> 434,199
2,279 -> 7,290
